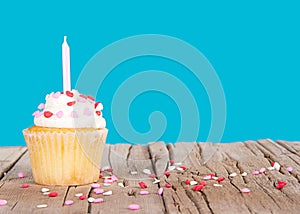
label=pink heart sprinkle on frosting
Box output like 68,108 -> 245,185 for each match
70,111 -> 78,118
32,110 -> 39,116
52,92 -> 61,98
38,103 -> 45,110
84,107 -> 92,116
56,111 -> 63,118
35,111 -> 43,118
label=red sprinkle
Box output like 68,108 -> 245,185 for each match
66,91 -> 74,97
164,171 -> 171,177
21,184 -> 29,188
276,184 -> 285,189
44,111 -> 53,118
278,180 -> 287,187
170,160 -> 175,165
271,162 -> 275,167
67,101 -> 76,106
199,181 -> 206,186
96,111 -> 102,116
185,179 -> 191,185
179,166 -> 187,170
48,192 -> 58,197
216,177 -> 225,182
79,195 -> 87,200
209,173 -> 216,177
106,168 -> 113,172
138,182 -> 148,189
79,94 -> 87,99
87,95 -> 95,101
95,102 -> 101,109
165,183 -> 172,188
193,185 -> 204,191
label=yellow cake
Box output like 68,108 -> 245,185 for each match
23,90 -> 107,185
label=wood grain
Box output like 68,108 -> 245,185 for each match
0,140 -> 299,213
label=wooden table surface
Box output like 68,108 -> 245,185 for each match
0,139 -> 299,214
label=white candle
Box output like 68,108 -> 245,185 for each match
62,36 -> 71,91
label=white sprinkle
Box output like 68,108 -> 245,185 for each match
43,192 -> 50,195
273,162 -> 280,171
176,167 -> 184,171
75,193 -> 83,197
174,162 -> 182,166
130,171 -> 138,175
143,169 -> 151,175
102,166 -> 110,171
36,204 -> 48,208
168,166 -> 176,171
213,184 -> 223,187
268,166 -> 275,171
241,172 -> 247,176
88,197 -> 95,203
103,183 -> 111,186
153,179 -> 160,184
212,176 -> 219,180
229,172 -> 237,177
190,181 -> 198,186
103,190 -> 112,196
118,182 -> 125,187
41,188 -> 50,193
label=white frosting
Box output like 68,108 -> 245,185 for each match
33,89 -> 106,128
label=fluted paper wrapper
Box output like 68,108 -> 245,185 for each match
23,128 -> 107,185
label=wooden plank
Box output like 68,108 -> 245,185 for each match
0,147 -> 27,179
244,140 -> 300,212
90,144 -> 165,214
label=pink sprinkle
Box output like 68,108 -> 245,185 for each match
0,200 -> 7,206
104,178 -> 114,183
158,187 -> 164,195
259,168 -> 266,173
32,110 -> 40,116
140,190 -> 149,195
94,198 -> 104,204
70,111 -> 78,118
18,172 -> 25,178
64,200 -> 74,206
241,188 -> 250,193
203,175 -> 212,180
91,183 -> 101,188
35,111 -> 43,118
128,204 -> 140,210
83,107 -> 92,116
38,103 -> 45,110
252,171 -> 260,175
56,111 -> 63,118
52,92 -> 61,98
170,160 -> 175,165
111,175 -> 118,181
93,188 -> 104,194
286,167 -> 293,172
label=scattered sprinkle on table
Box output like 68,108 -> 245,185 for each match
130,171 -> 138,175
140,190 -> 149,195
241,188 -> 250,193
252,171 -> 260,175
36,204 -> 48,208
88,197 -> 95,203
94,188 -> 104,194
0,200 -> 7,206
286,166 -> 293,172
21,184 -> 29,188
103,190 -> 112,196
93,198 -> 104,203
213,184 -> 223,187
18,172 -> 25,178
91,183 -> 101,188
138,182 -> 148,189
48,192 -> 58,197
118,182 -> 125,187
41,188 -> 50,193
190,181 -> 198,185
229,172 -> 237,177
79,195 -> 87,200
158,187 -> 164,195
241,172 -> 247,176
143,169 -> 151,175
64,200 -> 74,206
128,204 -> 140,210
75,193 -> 83,197
259,168 -> 266,173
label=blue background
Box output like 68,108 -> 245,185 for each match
0,1 -> 299,146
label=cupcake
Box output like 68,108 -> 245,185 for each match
23,89 -> 107,185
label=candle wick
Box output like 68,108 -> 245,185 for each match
64,36 -> 67,43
